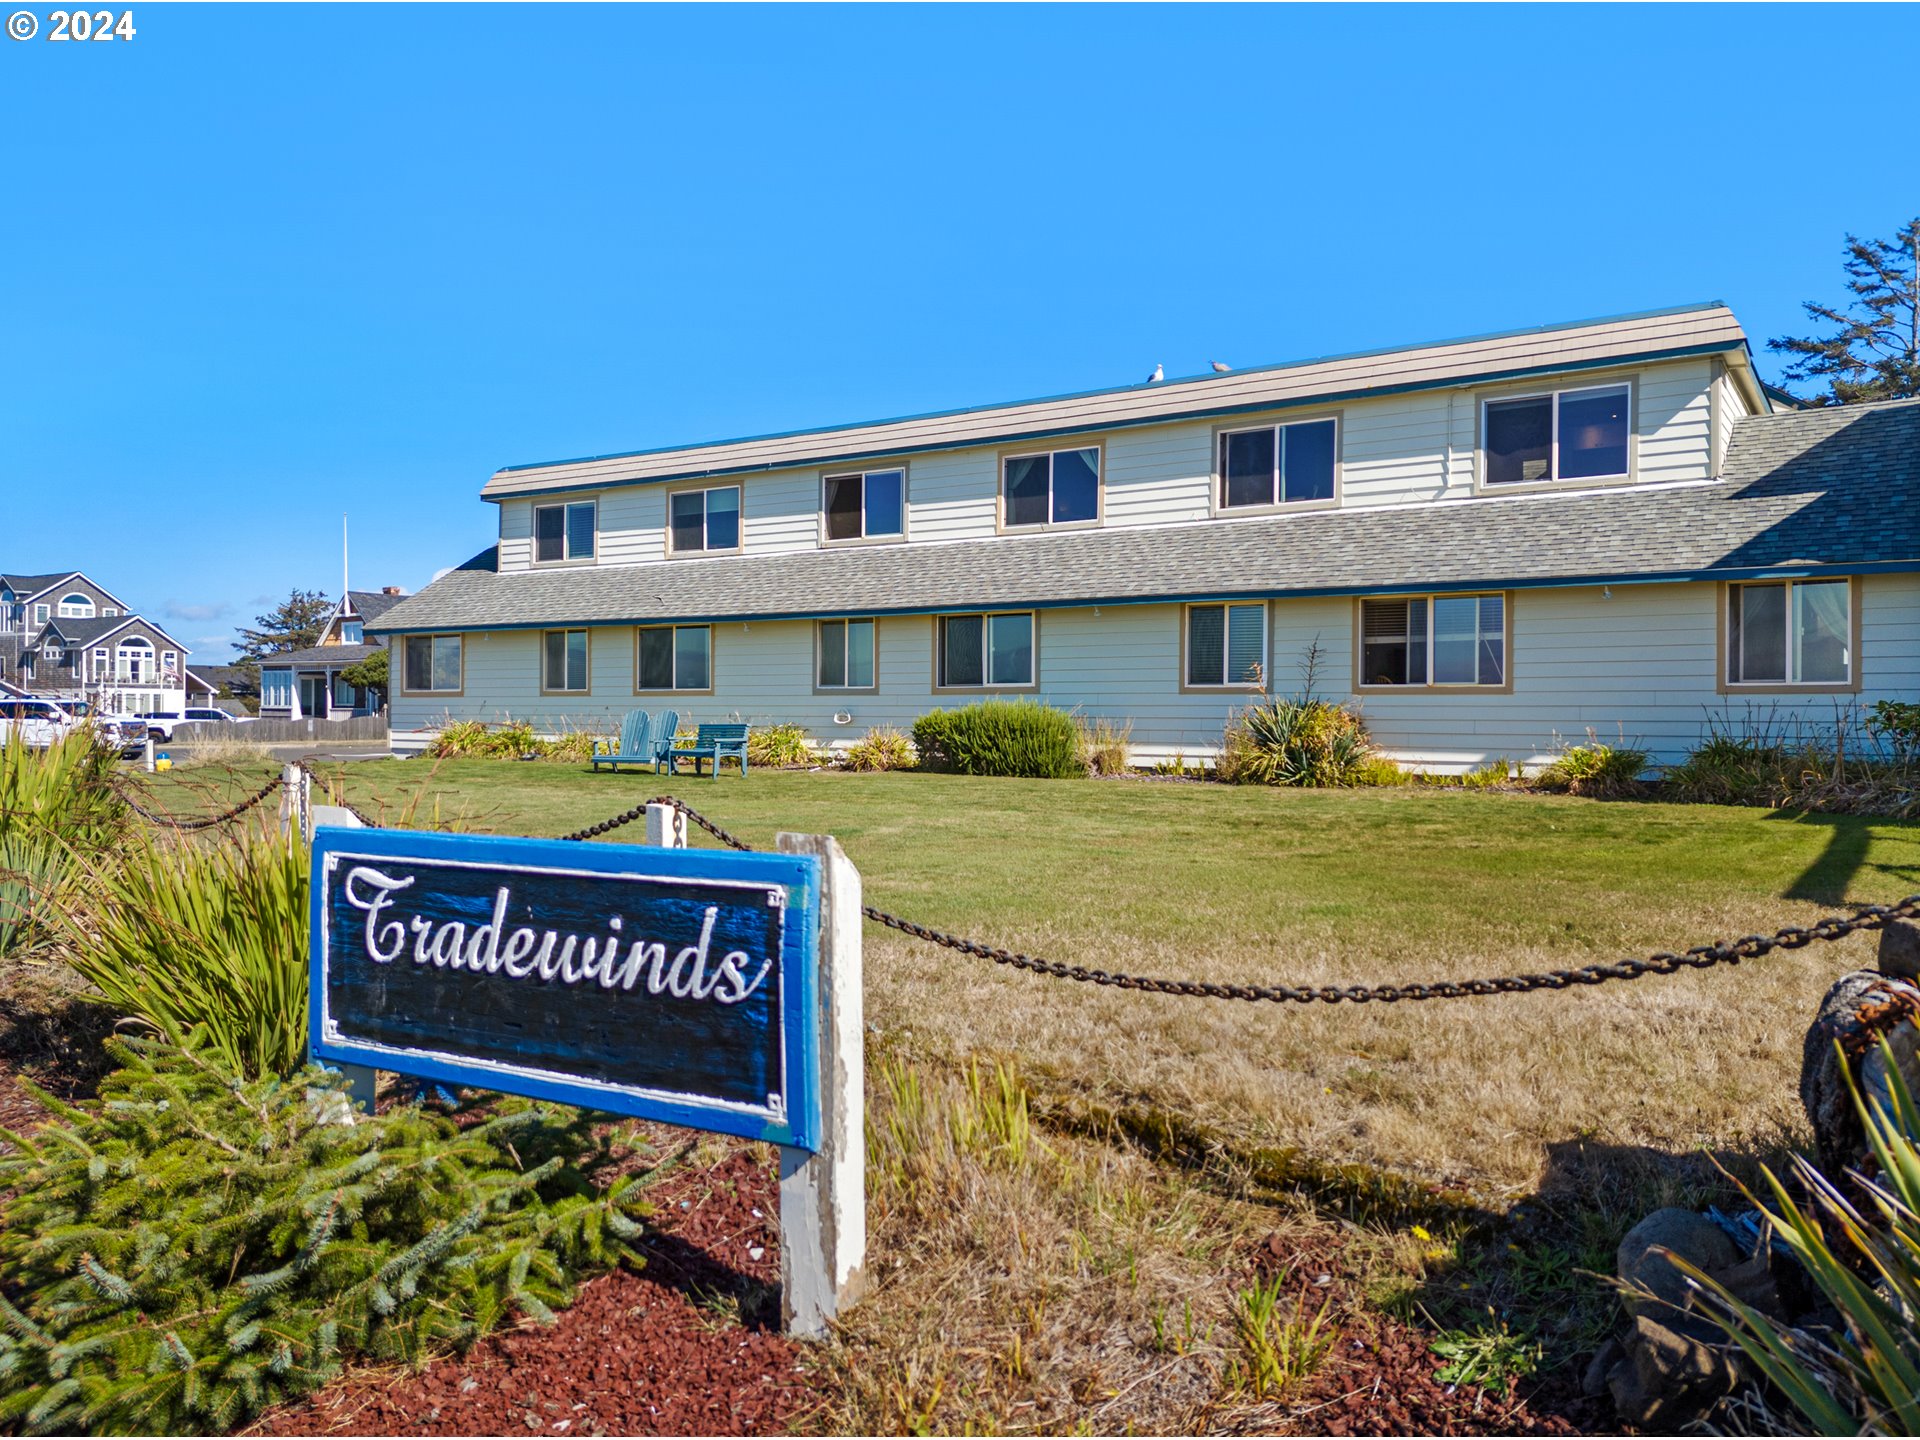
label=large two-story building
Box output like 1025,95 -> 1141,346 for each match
374,303 -> 1920,769
0,571 -> 199,716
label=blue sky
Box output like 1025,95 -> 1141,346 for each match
1,3 -> 1910,661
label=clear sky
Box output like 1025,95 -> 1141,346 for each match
1,3 -> 1911,661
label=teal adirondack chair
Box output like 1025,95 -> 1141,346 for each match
592,710 -> 654,772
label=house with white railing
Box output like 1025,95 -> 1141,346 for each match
0,570 -> 196,715
367,303 -> 1920,769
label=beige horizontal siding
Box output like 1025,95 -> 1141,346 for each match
482,307 -> 1746,498
389,574 -> 1918,770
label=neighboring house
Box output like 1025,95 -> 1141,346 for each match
20,614 -> 194,716
189,665 -> 260,714
374,303 -> 1920,769
258,588 -> 407,720
0,571 -> 193,714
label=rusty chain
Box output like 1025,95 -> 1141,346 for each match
112,774 -> 286,831
120,778 -> 1920,1006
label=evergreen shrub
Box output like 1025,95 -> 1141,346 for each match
911,700 -> 1088,778
0,1032 -> 663,1436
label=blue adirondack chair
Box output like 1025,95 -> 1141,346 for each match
592,710 -> 654,772
668,721 -> 750,777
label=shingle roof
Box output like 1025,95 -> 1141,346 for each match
375,397 -> 1920,635
483,304 -> 1754,498
261,643 -> 386,669
345,590 -> 406,623
0,572 -> 76,599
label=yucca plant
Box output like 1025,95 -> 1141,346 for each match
1680,1037 -> 1920,1434
59,821 -> 310,1080
1218,696 -> 1375,787
0,729 -> 129,959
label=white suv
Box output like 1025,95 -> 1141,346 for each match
0,698 -> 83,749
137,708 -> 254,741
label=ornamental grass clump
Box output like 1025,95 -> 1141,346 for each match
0,729 -> 129,960
1532,731 -> 1649,799
1217,696 -> 1377,787
843,727 -> 915,772
0,1030 -> 663,1437
59,823 -> 310,1080
747,722 -> 818,769
911,701 -> 1088,779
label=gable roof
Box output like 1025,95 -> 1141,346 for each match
483,303 -> 1757,500
342,589 -> 407,624
375,396 -> 1920,636
0,571 -> 129,608
261,642 -> 386,669
33,614 -> 190,651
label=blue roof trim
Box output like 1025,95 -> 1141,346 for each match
371,558 -> 1916,637
486,338 -> 1744,501
493,302 -> 1733,479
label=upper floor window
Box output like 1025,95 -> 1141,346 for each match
817,619 -> 876,690
542,629 -> 590,692
636,624 -> 711,691
33,604 -> 49,625
1218,419 -> 1337,510
57,593 -> 94,618
668,486 -> 742,554
341,620 -> 364,644
1185,603 -> 1267,688
402,634 -> 463,694
534,499 -> 597,562
1360,594 -> 1506,688
1727,579 -> 1851,687
100,607 -> 118,617
823,468 -> 904,543
1483,384 -> 1630,486
937,611 -> 1034,689
1002,447 -> 1098,529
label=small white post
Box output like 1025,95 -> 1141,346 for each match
774,831 -> 866,1338
645,802 -> 687,849
305,797 -> 376,1114
143,734 -> 155,773
281,762 -> 309,842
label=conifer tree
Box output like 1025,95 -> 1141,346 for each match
1770,218 -> 1920,404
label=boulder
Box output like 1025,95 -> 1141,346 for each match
1800,970 -> 1920,1179
1606,1313 -> 1740,1430
1617,1207 -> 1737,1319
1878,917 -> 1920,982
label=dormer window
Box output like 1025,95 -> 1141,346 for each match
534,500 -> 597,562
1217,418 -> 1337,511
1483,384 -> 1631,486
1001,447 -> 1099,529
668,485 -> 742,555
822,468 -> 905,543
341,620 -> 364,644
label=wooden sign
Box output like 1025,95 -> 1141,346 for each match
309,826 -> 824,1151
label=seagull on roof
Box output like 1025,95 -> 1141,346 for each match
1146,363 -> 1163,384
1211,361 -> 1232,373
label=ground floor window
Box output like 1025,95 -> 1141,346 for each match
636,625 -> 711,691
817,618 -> 876,689
1360,594 -> 1505,688
260,670 -> 294,709
1727,578 -> 1851,686
403,634 -> 463,693
937,612 -> 1034,688
542,629 -> 590,692
1185,602 -> 1266,687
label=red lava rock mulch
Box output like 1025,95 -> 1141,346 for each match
249,1148 -> 826,1437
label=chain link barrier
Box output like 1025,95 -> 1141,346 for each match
120,775 -> 1920,1006
111,774 -> 285,832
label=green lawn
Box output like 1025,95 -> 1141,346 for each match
149,759 -> 1920,1191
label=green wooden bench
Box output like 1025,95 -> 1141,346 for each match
668,721 -> 750,777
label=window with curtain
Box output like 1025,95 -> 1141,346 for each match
1728,579 -> 1850,685
1360,595 -> 1504,687
542,630 -> 589,691
937,612 -> 1034,687
1185,603 -> 1267,686
533,500 -> 597,562
668,487 -> 742,553
1483,385 -> 1630,485
636,625 -> 711,691
1217,418 -> 1337,508
823,469 -> 905,542
403,634 -> 463,692
817,619 -> 877,689
1001,448 -> 1099,528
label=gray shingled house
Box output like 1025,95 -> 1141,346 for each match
369,304 -> 1920,769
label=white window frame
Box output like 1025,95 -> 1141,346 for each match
56,593 -> 95,618
666,485 -> 743,556
1214,416 -> 1341,512
532,499 -> 598,564
815,618 -> 878,691
935,611 -> 1037,690
820,468 -> 907,545
401,634 -> 463,695
1356,593 -> 1509,690
115,637 -> 154,685
633,624 -> 713,693
541,628 -> 591,693
1182,602 -> 1269,689
1725,578 -> 1855,690
998,446 -> 1102,531
1480,383 -> 1633,488
33,604 -> 48,625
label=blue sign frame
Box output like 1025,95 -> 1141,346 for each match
309,826 -> 823,1151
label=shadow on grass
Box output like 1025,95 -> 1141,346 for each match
1773,809 -> 1920,906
